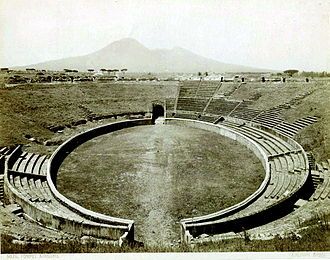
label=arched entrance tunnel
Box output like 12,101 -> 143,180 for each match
151,104 -> 165,123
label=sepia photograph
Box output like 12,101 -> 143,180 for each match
0,0 -> 329,258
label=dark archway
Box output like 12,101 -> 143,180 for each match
152,104 -> 165,123
47,76 -> 52,82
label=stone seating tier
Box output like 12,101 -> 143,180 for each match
176,98 -> 209,112
12,153 -> 48,176
12,152 -> 28,172
311,167 -> 330,200
22,153 -> 34,173
195,81 -> 220,98
205,99 -> 240,115
199,115 -> 218,123
218,122 -> 306,202
25,154 -> 41,174
181,118 -> 308,243
33,155 -> 48,175
8,170 -> 129,228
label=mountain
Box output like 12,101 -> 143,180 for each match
17,38 -> 271,73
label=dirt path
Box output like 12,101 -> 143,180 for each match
133,124 -> 180,245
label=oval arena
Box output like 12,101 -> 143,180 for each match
1,79 -> 329,249
56,119 -> 265,245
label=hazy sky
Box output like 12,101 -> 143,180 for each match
0,0 -> 329,71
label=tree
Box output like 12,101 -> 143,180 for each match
283,69 -> 299,77
198,72 -> 202,77
205,72 -> 208,77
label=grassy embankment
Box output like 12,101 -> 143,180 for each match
0,81 -> 178,149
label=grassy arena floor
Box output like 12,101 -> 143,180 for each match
57,124 -> 264,245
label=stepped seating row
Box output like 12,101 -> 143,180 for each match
311,161 -> 330,200
175,112 -> 199,121
6,152 -> 130,240
251,112 -> 283,129
229,101 -> 261,121
248,91 -> 314,134
225,123 -> 305,169
205,98 -> 240,115
183,121 -> 308,243
173,86 -> 317,140
195,81 -> 221,98
8,152 -> 91,221
198,114 -> 218,123
9,172 -> 50,203
243,167 -> 327,241
176,97 -> 209,113
8,171 -> 103,224
266,90 -> 313,115
0,147 -> 12,156
265,157 -> 302,200
178,81 -> 201,97
172,94 -> 285,132
220,121 -> 292,155
220,83 -> 242,96
176,113 -> 219,123
273,116 -> 319,138
273,116 -> 318,138
224,121 -> 306,186
11,152 -> 48,176
273,122 -> 298,137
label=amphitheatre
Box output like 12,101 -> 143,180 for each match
0,70 -> 329,252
